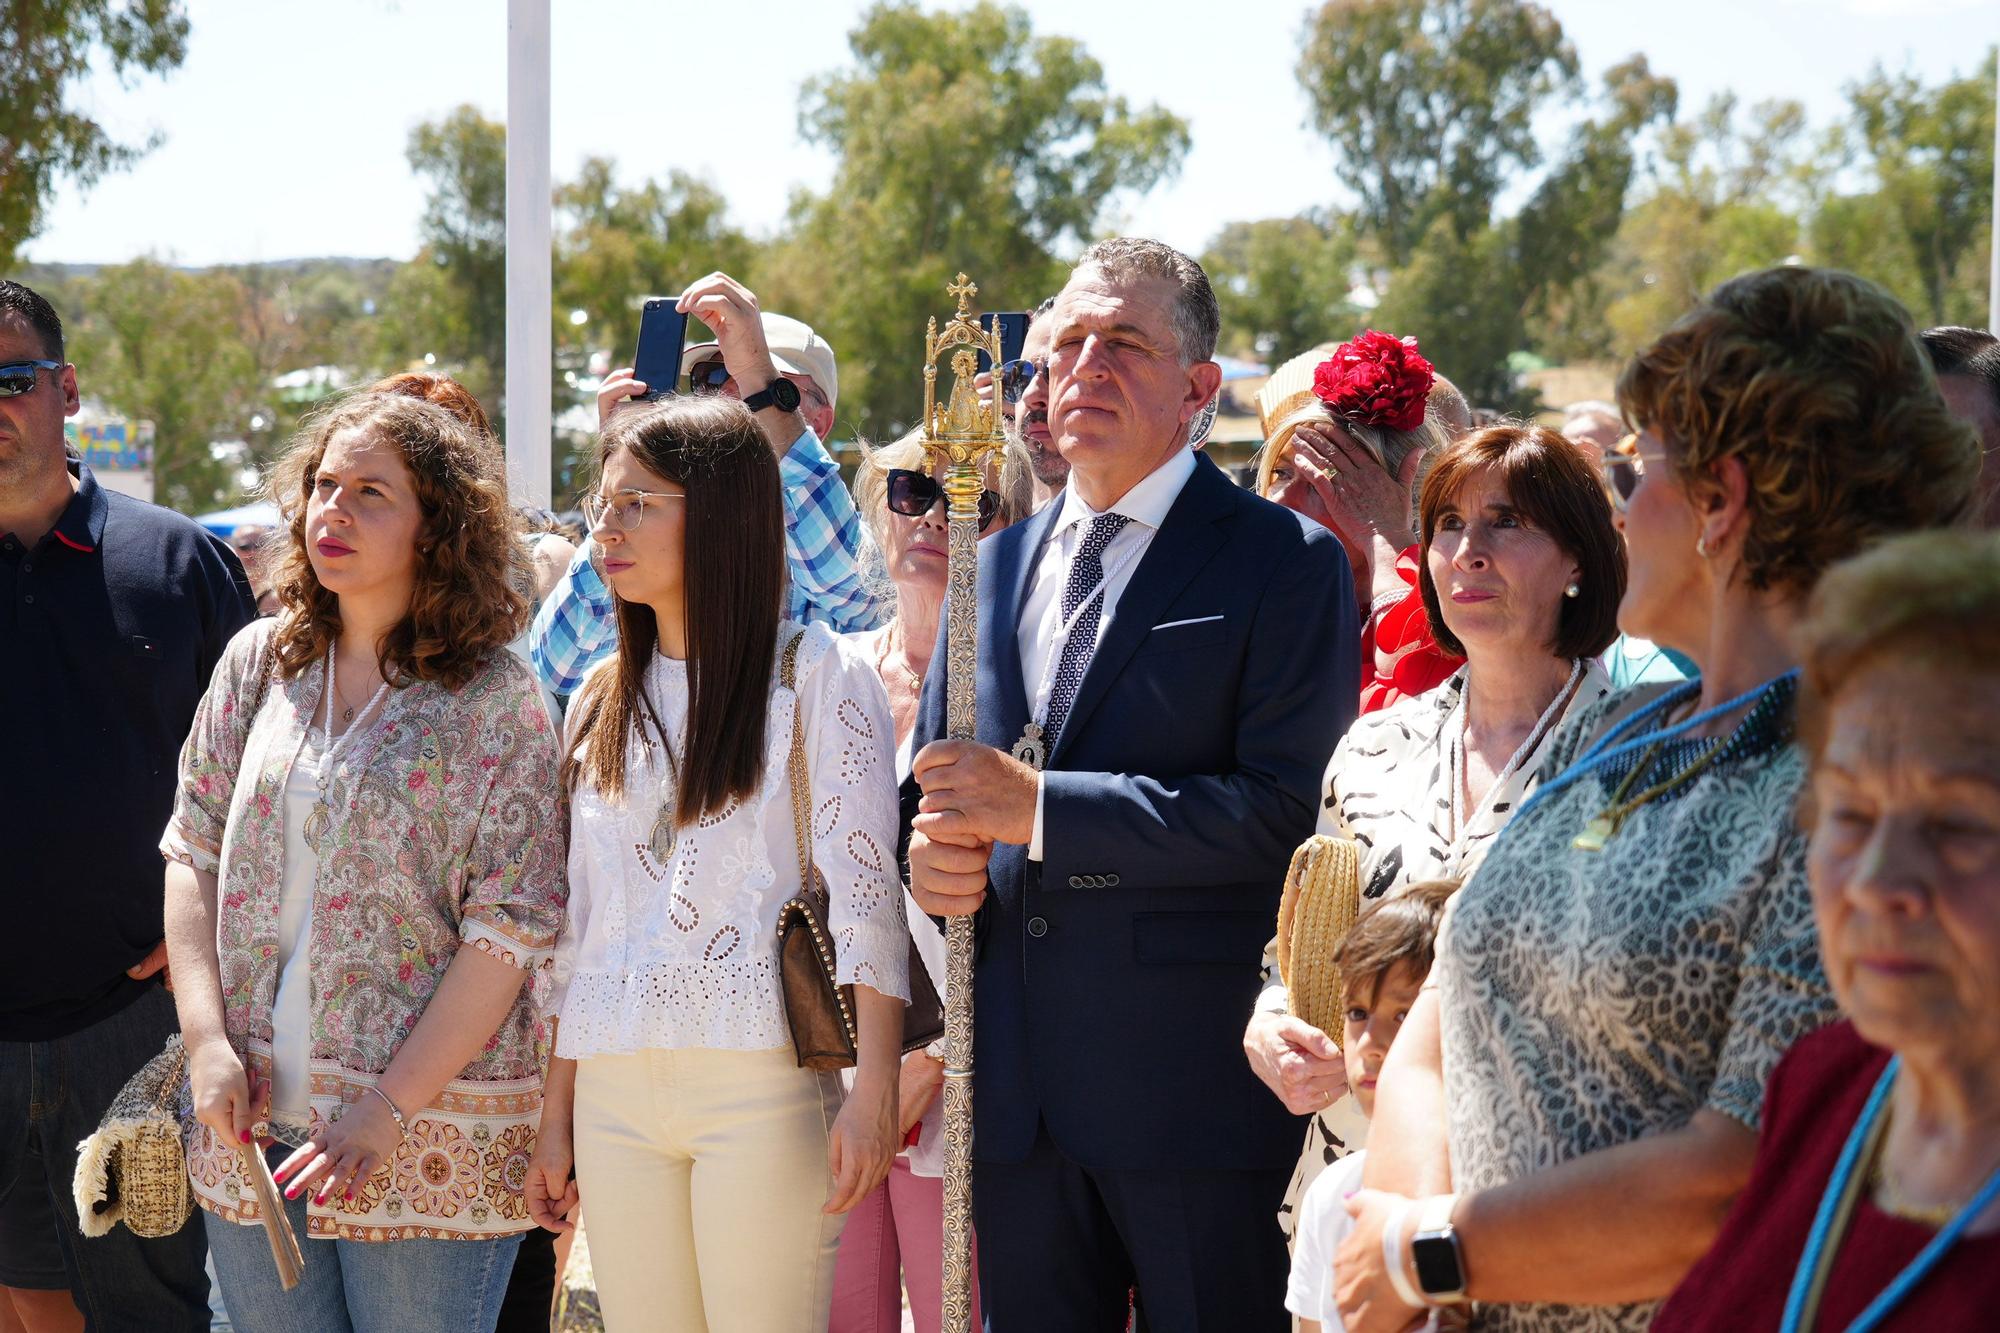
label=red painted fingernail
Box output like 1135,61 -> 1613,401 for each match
343,1190 -> 353,1201
284,1186 -> 300,1200
239,1130 -> 252,1144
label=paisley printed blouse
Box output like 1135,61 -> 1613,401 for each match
1260,661 -> 1612,1239
162,618 -> 568,1241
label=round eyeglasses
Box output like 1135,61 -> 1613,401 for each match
583,488 -> 686,532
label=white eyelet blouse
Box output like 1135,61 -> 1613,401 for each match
548,622 -> 910,1059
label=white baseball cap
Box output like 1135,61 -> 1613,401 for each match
684,312 -> 838,405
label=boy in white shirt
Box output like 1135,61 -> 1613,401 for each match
1286,880 -> 1459,1333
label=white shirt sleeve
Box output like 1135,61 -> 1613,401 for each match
1288,1151 -> 1370,1327
1029,773 -> 1046,861
810,633 -> 911,1002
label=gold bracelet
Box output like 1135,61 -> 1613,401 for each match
364,1084 -> 409,1139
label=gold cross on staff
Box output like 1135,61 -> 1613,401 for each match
946,272 -> 978,311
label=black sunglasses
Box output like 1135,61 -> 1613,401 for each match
886,468 -> 1000,531
687,359 -> 731,395
0,359 -> 63,398
998,358 -> 1043,405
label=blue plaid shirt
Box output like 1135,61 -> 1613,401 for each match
529,425 -> 889,695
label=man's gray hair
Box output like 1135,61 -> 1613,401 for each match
1073,237 -> 1220,366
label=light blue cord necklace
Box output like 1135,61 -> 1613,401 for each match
1780,1056 -> 2000,1332
1512,669 -> 1799,826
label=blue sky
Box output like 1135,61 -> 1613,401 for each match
18,0 -> 1995,267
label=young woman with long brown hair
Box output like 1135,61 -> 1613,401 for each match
524,395 -> 909,1331
161,393 -> 568,1332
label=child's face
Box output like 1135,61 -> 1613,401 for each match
1343,961 -> 1428,1118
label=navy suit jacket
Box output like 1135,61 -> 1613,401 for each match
904,454 -> 1359,1173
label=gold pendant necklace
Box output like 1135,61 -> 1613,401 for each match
1573,734 -> 1725,852
876,625 -> 922,696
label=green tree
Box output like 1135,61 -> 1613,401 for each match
1516,55 -> 1678,361
1296,0 -> 1578,267
67,258 -> 255,513
1844,51 -> 1997,326
0,0 -> 190,262
1201,214 -> 1359,364
555,159 -> 758,358
1371,217 -> 1532,410
394,106 -> 507,417
763,1 -> 1189,439
1597,94 -> 1814,356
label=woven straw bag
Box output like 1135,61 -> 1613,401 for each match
1274,835 -> 1363,1043
73,1034 -> 193,1238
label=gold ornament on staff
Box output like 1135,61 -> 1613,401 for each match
919,272 -> 1006,1332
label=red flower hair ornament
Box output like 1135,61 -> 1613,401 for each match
1312,330 -> 1435,433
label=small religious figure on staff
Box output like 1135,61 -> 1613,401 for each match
914,273 -> 1010,1331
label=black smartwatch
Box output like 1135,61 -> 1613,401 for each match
1411,1217 -> 1469,1305
741,377 -> 801,414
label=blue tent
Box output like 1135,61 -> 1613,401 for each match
194,501 -> 281,538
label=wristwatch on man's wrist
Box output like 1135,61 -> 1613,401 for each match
741,376 -> 801,414
1411,1194 -> 1469,1305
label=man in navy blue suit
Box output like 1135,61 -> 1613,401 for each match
907,239 -> 1359,1331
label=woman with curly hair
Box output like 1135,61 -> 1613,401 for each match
160,393 -> 568,1332
1332,266 -> 1980,1333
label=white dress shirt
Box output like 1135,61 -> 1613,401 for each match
1018,447 -> 1198,858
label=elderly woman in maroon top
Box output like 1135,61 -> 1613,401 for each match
1655,529 -> 2000,1330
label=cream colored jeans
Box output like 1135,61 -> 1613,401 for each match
572,1045 -> 846,1332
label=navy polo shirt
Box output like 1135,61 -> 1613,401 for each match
1,460 -> 254,1040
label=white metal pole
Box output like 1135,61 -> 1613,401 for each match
1988,49 -> 1998,331
506,0 -> 552,507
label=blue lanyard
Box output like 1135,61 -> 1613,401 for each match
1511,670 -> 1798,825
1780,1056 -> 2000,1333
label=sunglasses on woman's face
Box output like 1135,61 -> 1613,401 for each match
885,468 -> 1000,531
0,360 -> 63,398
1600,435 -> 1645,512
998,358 -> 1043,405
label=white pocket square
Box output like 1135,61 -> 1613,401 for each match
1151,615 -> 1224,631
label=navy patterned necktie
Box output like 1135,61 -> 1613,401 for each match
1041,512 -> 1132,751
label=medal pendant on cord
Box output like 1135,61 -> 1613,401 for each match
647,808 -> 678,863
1011,723 -> 1047,771
303,802 -> 332,854
1572,814 -> 1615,853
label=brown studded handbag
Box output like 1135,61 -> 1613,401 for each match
774,631 -> 944,1071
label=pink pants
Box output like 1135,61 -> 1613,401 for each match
827,1156 -> 982,1333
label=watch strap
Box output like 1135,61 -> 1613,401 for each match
1383,1199 -> 1429,1309
742,377 -> 800,413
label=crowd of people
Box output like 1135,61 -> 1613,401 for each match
1,231 -> 1996,1333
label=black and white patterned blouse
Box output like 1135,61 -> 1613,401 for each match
1265,661 -> 1613,1238
1438,677 -> 1838,1331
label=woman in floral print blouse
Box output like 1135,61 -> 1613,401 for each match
161,392 -> 567,1333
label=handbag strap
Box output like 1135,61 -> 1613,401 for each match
779,629 -> 817,900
